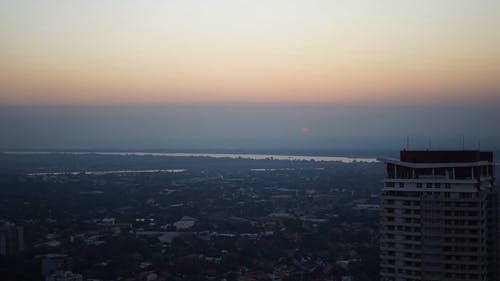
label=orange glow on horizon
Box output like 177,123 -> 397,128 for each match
1,1 -> 499,105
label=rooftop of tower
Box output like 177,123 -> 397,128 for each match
400,150 -> 493,163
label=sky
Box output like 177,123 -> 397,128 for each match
1,0 -> 499,105
0,1 -> 499,151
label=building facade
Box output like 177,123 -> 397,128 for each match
379,150 -> 498,281
0,221 -> 24,257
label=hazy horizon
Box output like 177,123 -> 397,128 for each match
1,102 -> 499,153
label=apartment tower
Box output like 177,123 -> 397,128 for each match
379,150 -> 498,281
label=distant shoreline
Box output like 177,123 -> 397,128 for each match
2,151 -> 379,163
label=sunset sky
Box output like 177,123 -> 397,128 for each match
1,0 -> 500,105
1,1 -> 500,151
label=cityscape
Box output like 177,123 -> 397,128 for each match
1,152 -> 382,280
1,150 -> 499,280
1,1 -> 500,280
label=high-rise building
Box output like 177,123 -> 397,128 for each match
0,221 -> 25,256
379,150 -> 498,281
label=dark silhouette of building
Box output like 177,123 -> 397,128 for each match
0,221 -> 25,256
41,254 -> 73,277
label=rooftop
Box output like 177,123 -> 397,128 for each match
400,150 -> 492,163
